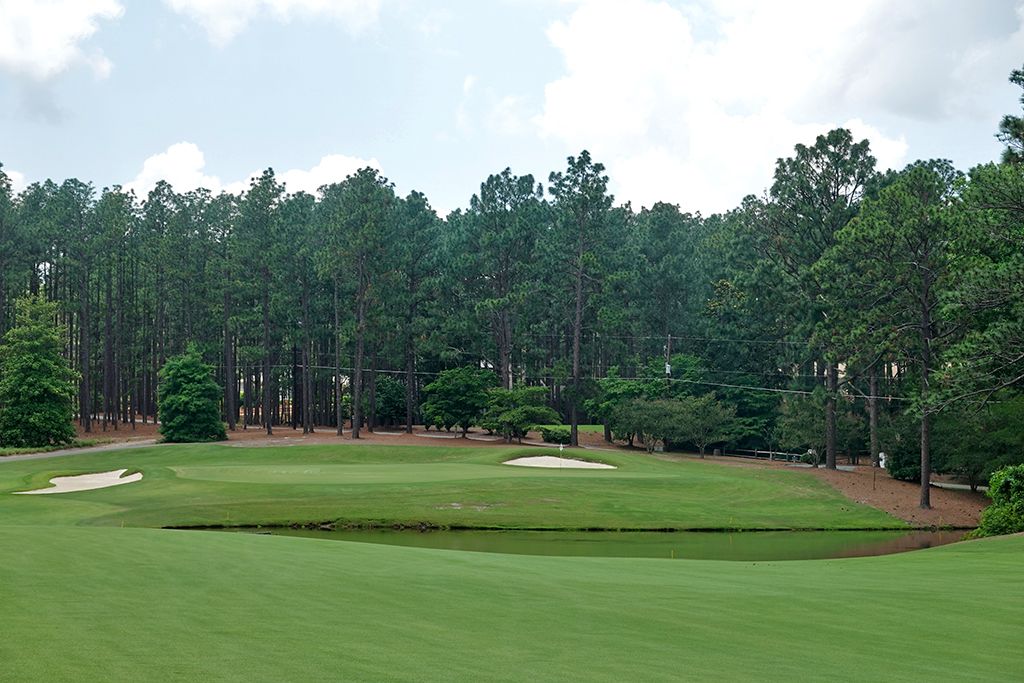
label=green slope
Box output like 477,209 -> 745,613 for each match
0,525 -> 1019,682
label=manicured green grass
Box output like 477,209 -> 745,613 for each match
0,443 -> 902,530
0,524 -> 1020,681
2,443 -> 1010,681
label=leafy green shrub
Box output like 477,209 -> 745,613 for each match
158,344 -> 226,443
976,502 -> 1024,537
540,426 -> 571,444
974,464 -> 1024,537
0,295 -> 77,448
886,447 -> 920,482
988,463 -> 1024,506
421,367 -> 496,436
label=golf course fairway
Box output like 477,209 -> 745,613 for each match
1,443 -> 1018,681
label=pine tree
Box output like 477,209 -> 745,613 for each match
0,295 -> 77,447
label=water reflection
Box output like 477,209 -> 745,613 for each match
231,527 -> 966,561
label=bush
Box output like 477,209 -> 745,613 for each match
974,464 -> 1024,537
976,502 -> 1024,537
158,344 -> 226,443
886,447 -> 920,482
421,367 -> 496,436
989,463 -> 1024,506
540,426 -> 571,444
0,295 -> 77,448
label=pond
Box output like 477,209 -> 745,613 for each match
230,528 -> 965,561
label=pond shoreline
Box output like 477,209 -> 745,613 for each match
168,520 -> 976,533
189,526 -> 968,561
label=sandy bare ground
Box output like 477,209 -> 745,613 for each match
503,455 -> 616,469
14,468 -> 143,495
807,465 -> 986,528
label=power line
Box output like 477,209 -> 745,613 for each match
523,331 -> 809,346
236,363 -> 909,401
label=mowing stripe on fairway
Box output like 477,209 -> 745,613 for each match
0,525 -> 1018,681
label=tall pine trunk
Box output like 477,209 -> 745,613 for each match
302,278 -> 312,433
334,278 -> 343,436
103,268 -> 113,430
262,272 -> 272,436
869,366 -> 879,467
570,261 -> 584,448
405,332 -> 415,433
825,363 -> 838,469
223,287 -> 236,431
352,280 -> 366,439
919,280 -> 934,509
80,265 -> 92,433
496,308 -> 513,390
367,352 -> 377,432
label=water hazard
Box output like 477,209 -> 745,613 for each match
235,528 -> 964,561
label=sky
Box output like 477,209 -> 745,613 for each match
1,0 -> 1022,217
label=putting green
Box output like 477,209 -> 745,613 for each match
0,443 -> 904,530
170,461 -> 638,485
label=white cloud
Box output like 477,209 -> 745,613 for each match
124,142 -> 379,198
165,0 -> 380,46
124,142 -> 223,197
842,118 -> 909,172
6,168 -> 27,194
534,0 -> 1024,212
0,0 -> 123,80
488,95 -> 529,136
274,153 -> 381,195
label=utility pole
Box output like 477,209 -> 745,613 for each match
664,334 -> 672,397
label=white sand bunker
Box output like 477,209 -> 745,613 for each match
14,469 -> 143,495
503,456 -> 616,469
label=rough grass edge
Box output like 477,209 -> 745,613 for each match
0,438 -> 107,457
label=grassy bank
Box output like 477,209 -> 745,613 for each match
0,524 -> 1019,681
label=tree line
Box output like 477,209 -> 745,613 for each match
1,66 -> 1023,509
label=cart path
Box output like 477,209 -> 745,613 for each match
0,439 -> 162,463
